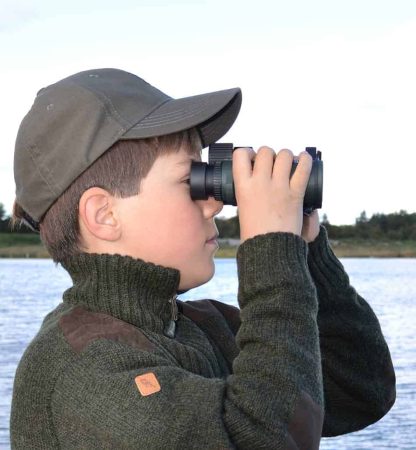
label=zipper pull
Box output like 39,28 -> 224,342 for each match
164,294 -> 178,338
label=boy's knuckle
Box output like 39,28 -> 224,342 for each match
278,148 -> 293,159
258,146 -> 275,155
300,151 -> 313,163
258,145 -> 273,151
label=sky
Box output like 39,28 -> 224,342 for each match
1,0 -> 415,225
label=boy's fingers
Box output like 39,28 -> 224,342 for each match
252,146 -> 275,178
290,151 -> 313,194
232,147 -> 256,184
271,149 -> 294,187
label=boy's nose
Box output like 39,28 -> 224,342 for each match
198,196 -> 224,217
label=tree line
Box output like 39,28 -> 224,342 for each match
322,210 -> 416,240
214,209 -> 416,241
1,202 -> 415,240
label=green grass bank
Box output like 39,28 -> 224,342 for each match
1,233 -> 416,259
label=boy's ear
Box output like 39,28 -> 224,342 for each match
78,187 -> 122,242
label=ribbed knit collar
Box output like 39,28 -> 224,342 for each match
61,252 -> 181,335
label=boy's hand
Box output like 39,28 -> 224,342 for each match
233,146 -> 313,244
301,209 -> 320,243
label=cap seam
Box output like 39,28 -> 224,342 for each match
131,106 -> 211,129
56,123 -> 126,195
27,144 -> 59,196
126,97 -> 173,131
65,79 -> 132,130
139,95 -> 212,120
132,98 -> 212,126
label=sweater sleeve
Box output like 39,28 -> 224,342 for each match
307,226 -> 396,437
51,233 -> 324,450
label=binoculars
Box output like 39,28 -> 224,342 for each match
190,143 -> 323,215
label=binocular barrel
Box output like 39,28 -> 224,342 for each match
190,143 -> 323,214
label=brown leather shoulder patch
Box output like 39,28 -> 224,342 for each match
59,306 -> 156,354
286,390 -> 324,450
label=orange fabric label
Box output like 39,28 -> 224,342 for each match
135,372 -> 161,396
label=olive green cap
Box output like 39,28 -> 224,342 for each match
14,68 -> 242,222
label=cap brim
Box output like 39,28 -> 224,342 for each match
121,87 -> 242,148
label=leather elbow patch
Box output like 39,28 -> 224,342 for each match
286,391 -> 324,450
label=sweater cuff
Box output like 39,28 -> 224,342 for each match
307,225 -> 350,291
236,232 -> 312,308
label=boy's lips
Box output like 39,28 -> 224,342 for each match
206,233 -> 219,243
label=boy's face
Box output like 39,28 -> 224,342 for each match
115,146 -> 223,291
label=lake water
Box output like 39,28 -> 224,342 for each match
0,257 -> 415,449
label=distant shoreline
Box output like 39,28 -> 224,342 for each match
215,239 -> 416,258
1,235 -> 416,258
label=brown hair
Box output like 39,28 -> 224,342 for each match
12,128 -> 202,263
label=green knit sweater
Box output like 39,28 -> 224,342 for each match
10,227 -> 395,449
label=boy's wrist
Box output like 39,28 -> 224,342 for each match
307,225 -> 350,291
236,231 -> 314,309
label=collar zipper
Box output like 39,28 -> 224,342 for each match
164,294 -> 178,338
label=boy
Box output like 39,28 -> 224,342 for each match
10,68 -> 395,449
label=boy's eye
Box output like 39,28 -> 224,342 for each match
183,179 -> 190,186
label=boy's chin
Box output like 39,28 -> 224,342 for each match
178,264 -> 216,292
